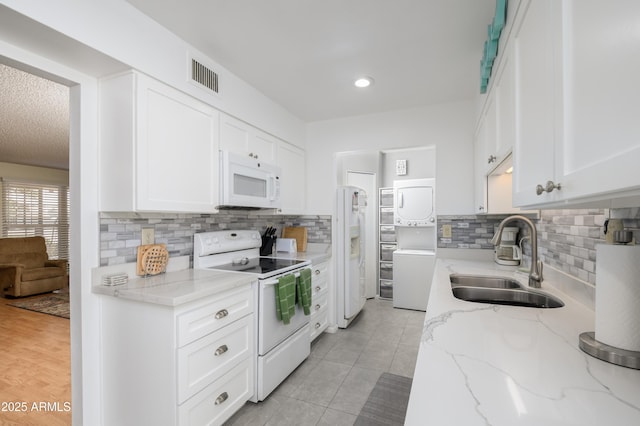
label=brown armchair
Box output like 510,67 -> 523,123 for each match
0,236 -> 68,297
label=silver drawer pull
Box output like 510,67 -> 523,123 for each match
214,344 -> 228,357
315,322 -> 321,329
214,309 -> 229,319
214,392 -> 229,405
315,304 -> 321,310
315,286 -> 321,292
314,269 -> 321,275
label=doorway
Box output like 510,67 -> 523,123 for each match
346,171 -> 377,298
0,62 -> 72,425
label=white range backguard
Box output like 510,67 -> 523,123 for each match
336,186 -> 367,328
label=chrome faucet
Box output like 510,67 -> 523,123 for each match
490,215 -> 543,288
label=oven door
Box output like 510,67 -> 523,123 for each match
258,271 -> 310,355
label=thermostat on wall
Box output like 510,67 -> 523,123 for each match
396,159 -> 407,176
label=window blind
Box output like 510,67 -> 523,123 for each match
1,178 -> 70,260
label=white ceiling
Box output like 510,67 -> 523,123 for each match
126,0 -> 495,121
1,0 -> 496,171
0,64 -> 70,170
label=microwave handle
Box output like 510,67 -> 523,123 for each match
269,176 -> 280,201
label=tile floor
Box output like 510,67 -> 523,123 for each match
225,298 -> 426,426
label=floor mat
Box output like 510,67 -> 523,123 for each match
355,372 -> 413,426
6,292 -> 70,319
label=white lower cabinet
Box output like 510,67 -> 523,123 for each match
101,284 -> 254,426
310,260 -> 330,340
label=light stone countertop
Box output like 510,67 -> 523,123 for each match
92,266 -> 255,306
405,258 -> 640,426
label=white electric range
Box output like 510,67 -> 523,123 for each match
193,230 -> 311,402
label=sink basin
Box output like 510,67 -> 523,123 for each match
449,273 -> 564,309
451,287 -> 564,308
449,274 -> 522,289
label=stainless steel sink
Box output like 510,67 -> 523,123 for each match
449,274 -> 522,289
449,274 -> 564,309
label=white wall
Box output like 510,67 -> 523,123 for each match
306,100 -> 476,215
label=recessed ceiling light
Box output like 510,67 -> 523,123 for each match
354,77 -> 374,88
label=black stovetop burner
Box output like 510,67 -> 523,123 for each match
208,256 -> 307,276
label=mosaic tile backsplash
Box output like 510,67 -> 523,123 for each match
100,211 -> 331,266
438,208 -> 640,286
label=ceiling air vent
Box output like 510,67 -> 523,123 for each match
191,58 -> 219,94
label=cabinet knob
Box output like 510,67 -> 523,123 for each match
487,155 -> 497,164
214,309 -> 229,319
214,344 -> 229,357
315,322 -> 321,329
314,269 -> 320,275
249,153 -> 254,158
214,392 -> 229,405
536,180 -> 562,195
478,206 -> 484,211
315,304 -> 321,310
315,286 -> 321,292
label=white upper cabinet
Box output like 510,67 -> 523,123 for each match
552,0 -> 640,203
513,0 -> 640,207
276,141 -> 306,214
219,113 -> 278,164
99,71 -> 219,213
512,0 -> 557,206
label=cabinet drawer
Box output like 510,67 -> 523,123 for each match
177,285 -> 253,347
380,280 -> 393,299
178,314 -> 253,404
379,225 -> 396,242
178,358 -> 253,426
312,262 -> 328,280
380,262 -> 393,280
311,292 -> 328,316
310,308 -> 329,341
380,244 -> 397,261
312,273 -> 329,298
379,188 -> 394,207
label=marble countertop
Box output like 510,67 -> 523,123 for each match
405,258 -> 640,425
93,268 -> 255,307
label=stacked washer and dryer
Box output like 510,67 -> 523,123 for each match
392,178 -> 437,311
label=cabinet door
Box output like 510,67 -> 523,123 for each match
219,113 -> 277,163
512,0 -> 557,206
483,93 -> 499,173
136,76 -> 219,212
473,119 -> 488,213
554,0 -> 640,201
495,44 -> 516,159
276,141 -> 306,214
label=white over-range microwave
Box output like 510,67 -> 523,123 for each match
219,150 -> 282,209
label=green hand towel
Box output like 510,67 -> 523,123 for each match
275,274 -> 296,324
297,268 -> 312,316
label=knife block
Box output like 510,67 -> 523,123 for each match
260,236 -> 276,256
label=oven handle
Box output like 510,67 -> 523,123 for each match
261,271 -> 303,287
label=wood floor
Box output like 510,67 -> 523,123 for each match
0,294 -> 71,426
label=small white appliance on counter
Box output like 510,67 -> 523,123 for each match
335,186 -> 367,328
275,238 -> 297,253
194,230 -> 311,401
392,178 -> 436,311
218,150 -> 282,209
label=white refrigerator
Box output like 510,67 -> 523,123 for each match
336,186 -> 367,328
